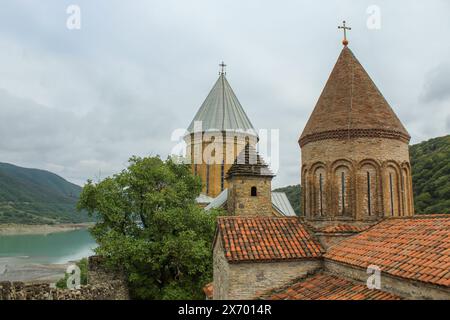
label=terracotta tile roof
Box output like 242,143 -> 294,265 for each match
310,223 -> 374,234
203,282 -> 213,299
261,273 -> 401,300
216,217 -> 323,263
325,215 -> 450,287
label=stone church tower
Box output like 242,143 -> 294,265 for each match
226,144 -> 274,216
299,46 -> 415,223
185,66 -> 258,198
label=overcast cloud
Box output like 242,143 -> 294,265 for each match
0,0 -> 449,188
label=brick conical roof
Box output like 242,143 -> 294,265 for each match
299,47 -> 410,147
226,144 -> 274,178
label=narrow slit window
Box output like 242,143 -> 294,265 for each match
389,173 -> 394,216
319,173 -> 323,216
194,164 -> 198,176
304,181 -> 307,217
367,171 -> 372,216
341,172 -> 345,215
401,173 -> 405,216
251,186 -> 257,197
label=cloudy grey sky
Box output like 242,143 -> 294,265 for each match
0,0 -> 449,188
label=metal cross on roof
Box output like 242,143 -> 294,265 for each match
338,20 -> 351,46
219,61 -> 227,75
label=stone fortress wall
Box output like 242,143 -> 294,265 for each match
0,256 -> 129,300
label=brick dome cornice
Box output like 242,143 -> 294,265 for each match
299,128 -> 411,147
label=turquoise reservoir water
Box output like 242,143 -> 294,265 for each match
0,229 -> 97,265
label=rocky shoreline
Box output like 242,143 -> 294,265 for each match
0,223 -> 94,236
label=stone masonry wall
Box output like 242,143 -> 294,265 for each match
0,256 -> 129,300
213,235 -> 322,300
301,137 -> 414,221
227,177 -> 272,217
226,260 -> 322,300
213,237 -> 230,300
324,259 -> 449,300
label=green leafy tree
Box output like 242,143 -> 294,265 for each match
410,135 -> 450,214
77,156 -> 221,299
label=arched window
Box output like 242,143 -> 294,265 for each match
251,186 -> 257,197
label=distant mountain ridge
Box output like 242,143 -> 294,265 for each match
275,135 -> 450,216
0,162 -> 92,224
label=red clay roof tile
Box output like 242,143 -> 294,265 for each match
325,215 -> 450,287
216,217 -> 323,263
261,273 -> 401,300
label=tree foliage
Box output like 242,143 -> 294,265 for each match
77,156 -> 221,299
410,135 -> 450,214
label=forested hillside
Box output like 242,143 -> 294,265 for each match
0,162 -> 92,224
410,135 -> 450,214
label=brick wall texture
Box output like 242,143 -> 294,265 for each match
301,137 -> 414,221
227,177 -> 273,216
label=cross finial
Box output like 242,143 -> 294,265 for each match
219,61 -> 227,75
338,20 -> 351,46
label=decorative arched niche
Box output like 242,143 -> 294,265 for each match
311,162 -> 327,218
401,162 -> 413,216
358,159 -> 381,218
384,161 -> 402,217
331,159 -> 354,218
302,166 -> 310,218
